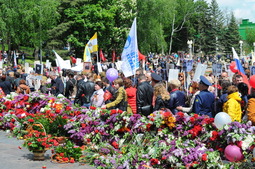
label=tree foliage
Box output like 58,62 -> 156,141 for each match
0,0 -> 60,52
0,0 -> 244,57
48,0 -> 136,58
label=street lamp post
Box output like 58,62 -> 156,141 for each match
187,40 -> 193,59
239,40 -> 243,57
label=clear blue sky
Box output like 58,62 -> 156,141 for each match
206,0 -> 255,22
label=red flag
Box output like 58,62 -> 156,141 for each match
99,49 -> 106,62
112,50 -> 116,62
138,50 -> 146,61
70,56 -> 77,64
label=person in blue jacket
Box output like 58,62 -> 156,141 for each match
193,75 -> 215,117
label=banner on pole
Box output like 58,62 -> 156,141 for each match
121,18 -> 139,77
193,63 -> 207,82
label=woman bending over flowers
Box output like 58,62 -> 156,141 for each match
101,78 -> 131,113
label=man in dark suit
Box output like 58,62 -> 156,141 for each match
136,74 -> 153,116
49,72 -> 64,97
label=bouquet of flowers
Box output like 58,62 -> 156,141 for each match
22,122 -> 59,152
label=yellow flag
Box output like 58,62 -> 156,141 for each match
83,44 -> 92,62
83,32 -> 98,62
87,32 -> 98,53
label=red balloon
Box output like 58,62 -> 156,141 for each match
229,61 -> 238,73
224,145 -> 244,162
249,75 -> 255,88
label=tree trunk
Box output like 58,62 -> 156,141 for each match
33,47 -> 39,61
168,15 -> 175,54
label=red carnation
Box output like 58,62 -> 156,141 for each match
161,156 -> 167,160
118,109 -> 123,114
66,106 -> 72,111
90,106 -> 96,110
81,123 -> 86,128
193,114 -> 199,118
23,95 -> 29,101
150,158 -> 160,165
62,157 -> 69,161
190,117 -> 195,123
150,118 -> 155,122
162,111 -> 171,117
110,109 -> 117,115
210,131 -> 218,141
59,153 -> 64,157
177,112 -> 184,118
112,141 -> 119,149
202,154 -> 207,161
27,119 -> 34,123
69,158 -> 75,163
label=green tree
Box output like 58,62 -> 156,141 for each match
0,0 -> 60,59
222,13 -> 241,55
246,28 -> 255,52
48,0 -> 136,60
137,0 -> 175,54
188,0 -> 209,54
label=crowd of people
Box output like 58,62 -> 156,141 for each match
0,53 -> 255,126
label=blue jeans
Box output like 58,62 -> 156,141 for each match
83,103 -> 91,108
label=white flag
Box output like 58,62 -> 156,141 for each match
121,18 -> 139,77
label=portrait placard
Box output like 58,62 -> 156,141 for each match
168,69 -> 179,82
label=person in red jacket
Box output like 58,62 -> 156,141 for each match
124,78 -> 137,113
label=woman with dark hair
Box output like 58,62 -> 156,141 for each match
0,75 -> 12,95
91,81 -> 105,107
217,80 -> 232,112
177,81 -> 200,114
237,82 -> 248,115
16,79 -> 30,94
124,78 -> 137,113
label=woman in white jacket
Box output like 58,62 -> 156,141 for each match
91,81 -> 105,107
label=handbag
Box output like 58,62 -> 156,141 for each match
118,101 -> 127,111
141,105 -> 152,116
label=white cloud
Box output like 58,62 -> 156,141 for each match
205,0 -> 255,22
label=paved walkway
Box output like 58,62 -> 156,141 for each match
0,131 -> 95,169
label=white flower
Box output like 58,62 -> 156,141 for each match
40,108 -> 45,112
148,147 -> 156,155
242,135 -> 254,150
159,141 -> 166,147
20,113 -> 26,118
224,125 -> 229,130
119,139 -> 125,147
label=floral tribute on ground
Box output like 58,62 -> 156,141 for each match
1,92 -> 255,168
